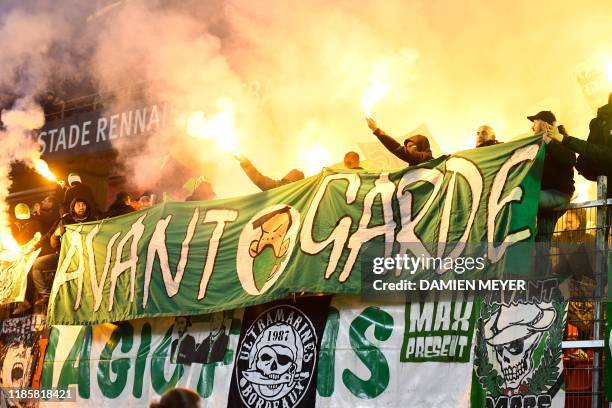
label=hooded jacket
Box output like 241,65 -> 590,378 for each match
50,197 -> 98,250
372,129 -> 433,165
105,199 -> 135,218
62,181 -> 98,215
568,103 -> 612,186
240,159 -> 304,191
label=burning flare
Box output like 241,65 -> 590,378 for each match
0,235 -> 21,262
186,97 -> 240,153
33,159 -> 57,182
300,144 -> 330,176
362,78 -> 389,117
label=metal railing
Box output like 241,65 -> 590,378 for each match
539,176 -> 610,407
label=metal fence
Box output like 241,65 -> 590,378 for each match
538,176 -> 610,407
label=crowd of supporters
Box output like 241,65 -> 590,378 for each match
6,93 -> 612,322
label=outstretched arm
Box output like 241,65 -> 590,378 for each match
237,157 -> 283,191
366,118 -> 412,163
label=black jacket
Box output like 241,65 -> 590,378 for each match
171,335 -> 197,364
571,103 -> 612,186
62,182 -> 97,215
541,141 -> 576,196
105,203 -> 134,218
50,198 -> 98,251
373,129 -> 433,165
11,218 -> 44,246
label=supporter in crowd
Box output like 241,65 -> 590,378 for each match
106,192 -> 135,218
235,154 -> 305,191
34,195 -> 60,232
11,203 -> 42,245
61,173 -> 98,216
32,202 -> 41,216
185,177 -> 216,201
343,151 -> 363,169
475,125 -> 501,148
30,197 -> 97,311
149,387 -> 200,408
365,117 -> 433,165
137,191 -> 155,209
528,111 -> 576,240
553,208 -> 596,297
546,92 -> 612,196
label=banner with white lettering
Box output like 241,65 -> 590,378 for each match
0,233 -> 41,306
400,293 -> 478,363
228,296 -> 332,408
48,135 -> 545,326
37,102 -> 169,159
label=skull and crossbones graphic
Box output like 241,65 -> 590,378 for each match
484,302 -> 556,391
242,323 -> 309,401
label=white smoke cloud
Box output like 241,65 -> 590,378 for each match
0,0 -> 611,209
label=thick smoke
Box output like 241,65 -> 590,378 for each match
1,0 -> 612,206
0,102 -> 45,247
0,1 -> 90,249
88,0 -> 612,199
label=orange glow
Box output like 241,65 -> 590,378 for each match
186,98 -> 239,153
362,78 -> 389,117
33,159 -> 57,182
573,179 -> 593,203
299,144 -> 331,176
605,61 -> 612,82
0,235 -> 21,262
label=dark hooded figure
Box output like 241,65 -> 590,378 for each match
236,155 -> 305,191
366,117 -> 433,165
106,192 -> 135,218
185,179 -> 216,201
61,173 -> 98,216
30,197 -> 97,310
546,93 -> 612,196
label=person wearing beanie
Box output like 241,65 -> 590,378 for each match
11,203 -> 43,245
366,117 -> 433,165
61,172 -> 98,216
235,155 -> 305,191
546,92 -> 612,196
30,197 -> 98,311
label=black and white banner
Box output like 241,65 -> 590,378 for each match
228,296 -> 331,408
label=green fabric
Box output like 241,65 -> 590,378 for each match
471,282 -> 567,406
47,135 -> 544,326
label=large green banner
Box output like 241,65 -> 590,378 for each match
48,136 -> 544,326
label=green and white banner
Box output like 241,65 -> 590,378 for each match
48,136 -> 544,326
0,235 -> 41,306
39,295 -> 477,407
471,279 -> 567,408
